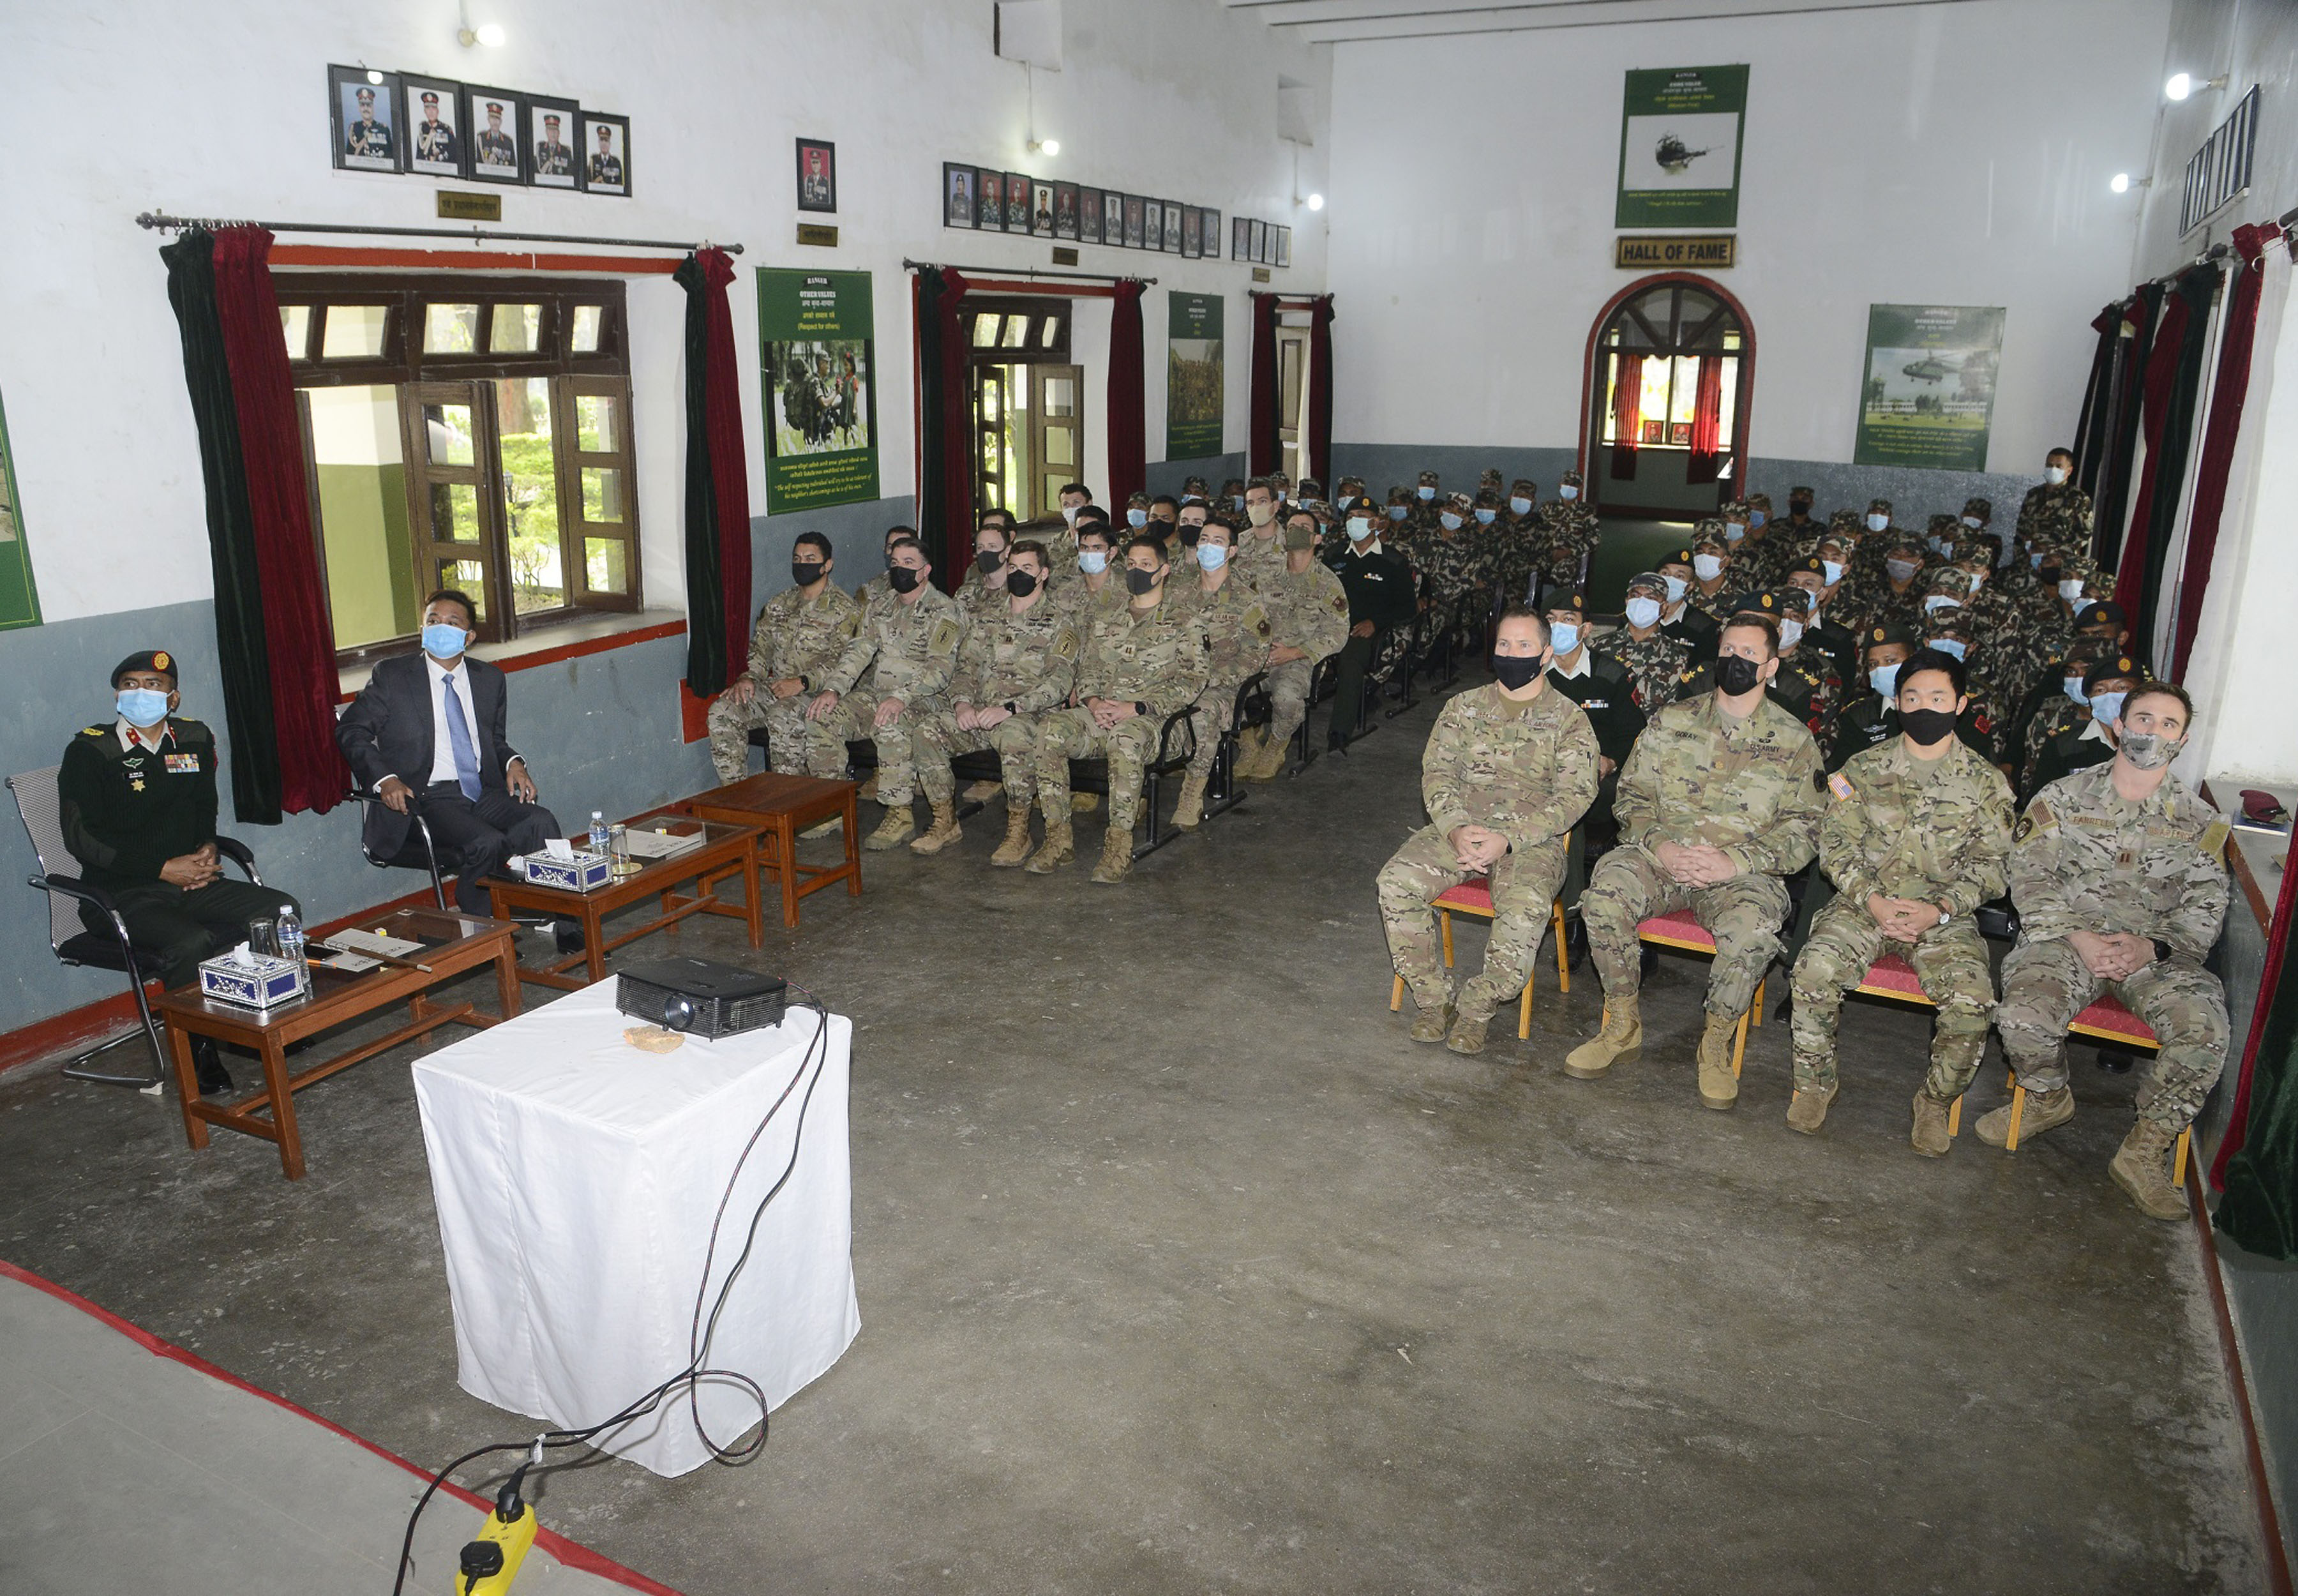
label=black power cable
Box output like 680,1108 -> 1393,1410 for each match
391,988 -> 832,1594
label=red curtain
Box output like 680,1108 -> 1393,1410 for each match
693,248 -> 753,687
209,227 -> 346,816
1108,280 -> 1146,509
1248,292 -> 1279,477
1685,355 -> 1725,485
1306,294 -> 1334,486
2172,225 -> 2272,677
2113,283 -> 2193,594
1609,353 -> 1644,481
935,269 -> 975,588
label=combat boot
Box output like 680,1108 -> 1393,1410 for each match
864,805 -> 913,852
1696,1013 -> 1741,1110
2110,1120 -> 2188,1221
908,799 -> 961,855
1408,993 -> 1454,1043
1171,771 -> 1208,831
1242,735 -> 1287,782
989,805 -> 1033,867
1088,829 -> 1133,885
1071,791 -> 1100,813
1446,1010 -> 1491,1056
961,779 -> 1003,804
1563,996 -> 1641,1078
1976,1085 -> 2074,1148
1024,810 -> 1074,873
1909,1091 -> 1955,1157
857,772 -> 880,801
1785,1083 -> 1836,1135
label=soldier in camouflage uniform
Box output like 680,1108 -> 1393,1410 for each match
1566,615 -> 1826,1108
1984,684 -> 2230,1219
2008,636 -> 2115,795
1600,569 -> 1691,714
705,532 -> 861,781
916,541 -> 1081,864
2014,448 -> 2093,559
1843,533 -> 1928,640
1497,478 -> 1543,607
1536,469 -> 1598,594
851,523 -> 916,606
1240,509 -> 1352,781
1378,606 -> 1600,1055
1027,536 -> 1209,884
1787,647 -> 2014,1147
806,536 -> 966,852
1167,521 -> 1272,827
1774,486 -> 1822,554
1408,469 -> 1445,538
1468,488 -> 1508,615
1730,493 -> 1791,594
1685,523 -> 1736,622
2026,654 -> 2149,797
958,520 -> 1018,625
1422,493 -> 1480,652
1229,479 -> 1285,573
1674,591 -> 1834,742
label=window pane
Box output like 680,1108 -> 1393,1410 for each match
1042,427 -> 1074,467
576,393 -> 620,453
280,305 -> 311,360
581,467 -> 625,523
569,305 -> 604,353
972,313 -> 1002,348
1715,356 -> 1739,444
1042,376 -> 1074,417
1639,359 -> 1672,437
1668,356 -> 1701,428
585,536 -> 630,595
490,304 -> 543,354
429,481 -> 481,543
423,402 -> 476,467
306,386 -> 417,649
322,305 -> 389,359
424,303 -> 479,354
435,559 -> 490,623
497,378 -> 564,615
1001,315 -> 1030,349
1040,316 -> 1062,350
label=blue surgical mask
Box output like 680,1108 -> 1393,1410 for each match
1923,594 -> 1960,615
1230,495 -> 1245,511
1127,508 -> 1150,528
1724,522 -> 1746,543
1778,618 -> 1804,651
1928,637 -> 1967,661
1869,663 -> 1900,699
1559,485 -> 1579,501
1440,513 -> 1464,532
1475,508 -> 1497,525
2030,550 -> 2045,568
2089,689 -> 2126,726
1416,485 -> 1436,501
1821,560 -> 1845,587
1623,596 -> 1662,629
1750,511 -> 1768,529
2063,674 -> 2087,705
1347,516 -> 1374,541
1079,550 -> 1109,575
422,622 -> 469,658
1385,505 -> 1408,522
1866,513 -> 1889,533
1508,495 -> 1532,515
1196,543 -> 1228,571
116,687 -> 170,726
1662,575 -> 1687,603
1549,621 -> 1581,656
1960,515 -> 1981,530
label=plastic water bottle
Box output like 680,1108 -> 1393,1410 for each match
275,905 -> 306,987
590,810 -> 611,855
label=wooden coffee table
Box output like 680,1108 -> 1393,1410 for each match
153,907 -> 521,1180
483,813 -> 762,991
679,773 -> 862,928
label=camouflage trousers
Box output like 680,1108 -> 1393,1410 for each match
802,694 -> 936,806
1996,938 -> 2229,1129
1376,827 -> 1568,1023
1032,707 -> 1160,833
1789,901 -> 1992,1099
1265,658 -> 1314,749
912,711 -> 1044,807
1581,846 -> 1789,1021
705,689 -> 811,783
1185,682 -> 1250,785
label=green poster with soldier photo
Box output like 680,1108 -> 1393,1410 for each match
1166,292 -> 1224,460
1615,64 -> 1748,229
1853,305 -> 2006,472
758,267 -> 880,513
0,388 -> 43,631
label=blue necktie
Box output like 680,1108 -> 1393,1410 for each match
442,674 -> 483,801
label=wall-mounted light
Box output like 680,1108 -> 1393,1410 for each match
363,65 -> 384,86
457,3 -> 506,47
1303,192 -> 1325,212
2165,71 -> 2227,102
2110,172 -> 2151,194
1030,137 -> 1060,157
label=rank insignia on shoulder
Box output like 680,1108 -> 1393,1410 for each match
2200,820 -> 2230,861
1827,772 -> 1855,801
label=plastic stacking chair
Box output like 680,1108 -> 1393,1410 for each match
1388,878 -> 1571,1041
1623,911 -> 1768,1080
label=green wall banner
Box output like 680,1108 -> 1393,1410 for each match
1615,64 -> 1748,230
1166,292 -> 1225,460
0,388 -> 43,631
1853,305 -> 2006,472
758,267 -> 880,513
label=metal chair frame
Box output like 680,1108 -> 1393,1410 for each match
346,786 -> 451,910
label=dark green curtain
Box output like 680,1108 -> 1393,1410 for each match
2129,267 -> 2217,651
675,252 -> 729,698
161,230 -> 283,824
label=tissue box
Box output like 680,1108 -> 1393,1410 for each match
520,849 -> 613,892
197,952 -> 307,1011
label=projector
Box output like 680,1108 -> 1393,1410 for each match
615,956 -> 788,1039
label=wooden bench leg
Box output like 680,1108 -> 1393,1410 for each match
1518,979 -> 1533,1041
1750,974 -> 1766,1028
2004,1080 -> 2027,1152
1948,1095 -> 1963,1137
1731,1009 -> 1750,1079
1552,901 -> 1570,995
2174,1127 -> 2191,1187
1440,908 -> 1454,969
1389,974 -> 1404,1014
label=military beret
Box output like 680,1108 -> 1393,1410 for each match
2076,599 -> 2128,628
1417,469 -> 1441,484
1544,589 -> 1589,614
1510,478 -> 1538,493
1865,622 -> 1916,648
1559,469 -> 1585,487
1789,485 -> 1816,498
1791,555 -> 1829,578
2085,654 -> 2148,692
1868,498 -> 1893,515
1659,548 -> 1696,569
1626,570 -> 1671,596
112,649 -> 178,686
1962,496 -> 1992,518
1733,591 -> 1784,617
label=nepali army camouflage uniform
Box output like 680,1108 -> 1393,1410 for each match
1169,575 -> 1273,786
808,584 -> 965,807
706,583 -> 862,781
1498,506 -> 1543,605
1377,683 -> 1599,1023
1600,627 -> 1692,716
916,596 -> 1081,810
1536,498 -> 1600,593
1254,557 -> 1351,755
2015,479 -> 2094,554
1031,596 -> 1208,836
1584,692 -> 1825,1020
1790,735 -> 2014,1100
1997,764 -> 2232,1129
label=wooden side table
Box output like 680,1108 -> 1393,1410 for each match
680,773 -> 862,929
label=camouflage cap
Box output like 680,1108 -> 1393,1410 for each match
1472,487 -> 1501,507
1478,468 -> 1503,490
2075,599 -> 2129,629
1886,533 -> 1926,558
1297,478 -> 1326,500
1828,509 -> 1862,534
2084,653 -> 2149,692
1386,486 -> 1413,506
1625,569 -> 1671,597
1337,475 -> 1365,497
1220,477 -> 1247,495
2059,635 -> 2117,670
1510,477 -> 1538,495
1746,492 -> 1772,511
1720,499 -> 1750,520
1126,490 -> 1152,508
1923,606 -> 1977,640
1816,533 -> 1853,558
1181,474 -> 1210,495
1559,469 -> 1586,487
1692,517 -> 1729,549
1775,585 -> 1814,615
1868,498 -> 1894,516
1271,472 -> 1293,490
1927,513 -> 1959,534
1445,491 -> 1475,512
1864,621 -> 1916,650
1962,496 -> 1993,520
1417,469 -> 1441,485
1789,485 -> 1817,499
1925,566 -> 1976,600
1958,531 -> 2002,562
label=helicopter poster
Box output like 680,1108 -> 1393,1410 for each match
1614,64 -> 1747,229
1854,304 -> 2006,472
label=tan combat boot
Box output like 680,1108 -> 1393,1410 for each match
908,799 -> 962,855
1088,828 -> 1133,884
1563,996 -> 1641,1079
864,805 -> 913,851
1025,810 -> 1075,873
1696,1013 -> 1741,1110
2110,1120 -> 2188,1221
1975,1085 -> 2074,1148
857,772 -> 880,801
961,779 -> 1003,804
1242,735 -> 1287,782
1909,1091 -> 1955,1157
1171,771 -> 1209,831
1785,1082 -> 1836,1135
1071,791 -> 1101,813
1446,1010 -> 1491,1056
989,804 -> 1033,867
1408,993 -> 1454,1043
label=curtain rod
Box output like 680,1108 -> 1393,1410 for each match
903,257 -> 1153,287
135,211 -> 738,255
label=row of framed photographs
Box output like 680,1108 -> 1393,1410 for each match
942,163 -> 1289,264
327,63 -> 629,195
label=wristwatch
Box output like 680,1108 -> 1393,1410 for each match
1936,907 -> 1951,926
2151,937 -> 2174,963
1003,701 -> 1019,716
1134,700 -> 1149,717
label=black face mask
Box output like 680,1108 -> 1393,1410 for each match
1491,653 -> 1545,690
888,566 -> 922,594
2038,564 -> 2062,583
1791,501 -> 1812,518
1005,569 -> 1039,598
1900,705 -> 1958,746
1180,525 -> 1203,547
1717,653 -> 1765,696
791,561 -> 825,588
975,549 -> 1003,575
1124,568 -> 1159,596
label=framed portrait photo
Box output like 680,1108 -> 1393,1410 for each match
1104,191 -> 1125,246
1078,186 -> 1104,245
1123,194 -> 1145,248
528,94 -> 579,189
944,162 -> 976,229
1181,206 -> 1202,258
330,65 -> 403,173
578,110 -> 629,196
1005,173 -> 1031,232
1162,201 -> 1183,254
1203,208 -> 1222,261
1250,219 -> 1268,263
401,74 -> 463,177
1232,215 -> 1249,260
1141,199 -> 1164,252
977,169 -> 1006,230
1031,180 -> 1055,237
1053,181 -> 1079,241
1275,225 -> 1292,269
462,85 -> 525,184
796,137 -> 836,213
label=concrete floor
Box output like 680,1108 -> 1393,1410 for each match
0,688 -> 2271,1595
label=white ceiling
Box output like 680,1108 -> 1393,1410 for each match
1221,0 -> 1981,47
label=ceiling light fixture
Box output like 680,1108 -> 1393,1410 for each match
2165,71 -> 2227,101
1305,193 -> 1325,212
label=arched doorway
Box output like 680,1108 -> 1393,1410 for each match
1578,275 -> 1754,518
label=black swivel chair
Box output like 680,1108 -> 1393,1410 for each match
347,785 -> 451,910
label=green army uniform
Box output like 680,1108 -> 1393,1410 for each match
1828,690 -> 1995,774
1247,554 -> 1351,772
1789,736 -> 2013,1109
706,583 -> 860,781
2015,478 -> 2094,555
1536,478 -> 1598,593
809,583 -> 966,831
1377,682 -> 1598,1046
1600,626 -> 1690,717
919,593 -> 1081,822
1229,520 -> 1286,575
1406,474 -> 1445,539
1168,574 -> 1272,807
1498,480 -> 1542,605
1055,574 -> 1127,631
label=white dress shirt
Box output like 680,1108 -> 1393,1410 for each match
426,656 -> 487,785
1550,647 -> 1592,681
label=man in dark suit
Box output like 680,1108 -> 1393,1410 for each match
335,590 -> 560,914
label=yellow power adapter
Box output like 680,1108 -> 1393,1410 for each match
455,1470 -> 539,1594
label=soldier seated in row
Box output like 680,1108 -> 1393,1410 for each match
705,532 -> 859,783
1829,622 -> 1994,772
1600,569 -> 1692,713
1378,606 -> 1598,1056
1542,589 -> 1644,963
958,516 -> 1016,620
1167,518 -> 1271,831
1985,682 -> 2230,1220
1238,507 -> 1351,782
1785,648 -> 2014,1148
2025,654 -> 2149,797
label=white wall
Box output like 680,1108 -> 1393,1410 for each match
1323,0 -> 2169,472
0,0 -> 1328,626
2134,0 -> 2298,279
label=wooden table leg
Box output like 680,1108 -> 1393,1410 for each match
263,1037 -> 304,1180
844,790 -> 862,896
585,910 -> 608,985
167,1023 -> 208,1150
776,818 -> 801,928
494,937 -> 523,1019
744,835 -> 767,945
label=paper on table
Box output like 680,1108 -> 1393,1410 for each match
327,928 -> 426,960
619,827 -> 705,861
